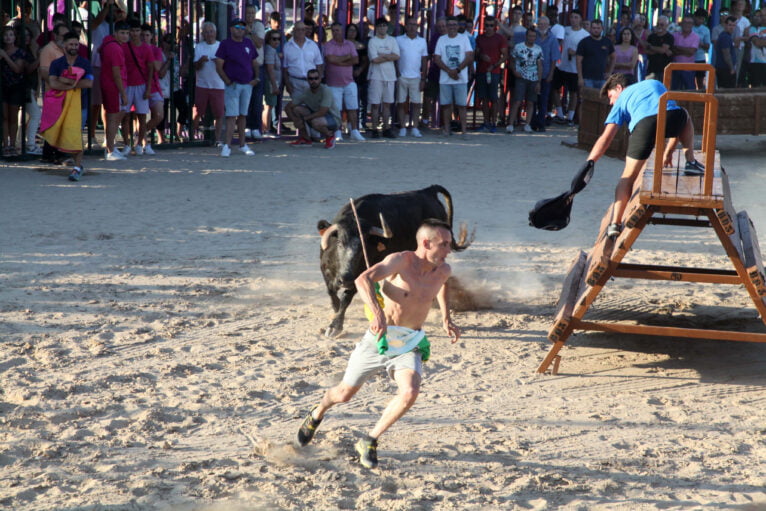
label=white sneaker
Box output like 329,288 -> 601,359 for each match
26,145 -> 43,155
350,129 -> 366,141
239,144 -> 255,156
106,151 -> 126,161
398,128 -> 407,137
506,124 -> 514,133
523,124 -> 532,133
120,145 -> 131,156
134,145 -> 144,155
89,137 -> 101,148
244,129 -> 252,138
143,144 -> 155,155
251,129 -> 263,140
220,144 -> 231,157
334,129 -> 343,142
411,127 -> 423,138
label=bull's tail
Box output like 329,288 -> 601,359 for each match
429,184 -> 474,252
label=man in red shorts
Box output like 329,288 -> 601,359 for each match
100,20 -> 130,161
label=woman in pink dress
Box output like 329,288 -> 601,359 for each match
613,27 -> 639,84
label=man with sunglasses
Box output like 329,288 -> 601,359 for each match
284,69 -> 341,149
215,18 -> 259,157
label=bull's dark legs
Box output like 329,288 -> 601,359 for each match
325,288 -> 356,338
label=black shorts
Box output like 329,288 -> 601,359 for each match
553,68 -> 578,93
627,108 -> 688,160
1,85 -> 27,106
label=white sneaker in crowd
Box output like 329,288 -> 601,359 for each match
523,124 -> 532,133
506,124 -> 514,133
143,144 -> 156,155
398,128 -> 407,137
220,144 -> 231,157
350,129 -> 365,141
120,145 -> 131,156
134,145 -> 144,155
106,151 -> 126,161
334,129 -> 343,142
89,137 -> 101,148
411,127 -> 423,138
26,145 -> 43,155
239,144 -> 255,156
244,129 -> 252,138
251,129 -> 263,140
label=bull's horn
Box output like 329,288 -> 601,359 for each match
369,213 -> 393,238
320,224 -> 338,250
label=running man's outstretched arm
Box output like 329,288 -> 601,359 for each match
436,281 -> 460,343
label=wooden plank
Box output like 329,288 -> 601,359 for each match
577,321 -> 766,342
548,251 -> 588,343
537,341 -> 566,374
738,211 -> 766,297
613,263 -> 741,284
641,150 -> 723,205
716,169 -> 737,236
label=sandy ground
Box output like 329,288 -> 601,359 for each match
2,126 -> 766,511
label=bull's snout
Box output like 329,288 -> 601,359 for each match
338,278 -> 356,290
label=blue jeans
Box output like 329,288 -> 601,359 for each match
583,78 -> 606,89
534,78 -> 552,128
247,66 -> 265,130
671,70 -> 695,90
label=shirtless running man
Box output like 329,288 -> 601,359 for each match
296,218 -> 461,468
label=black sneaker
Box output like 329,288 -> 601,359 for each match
607,223 -> 622,239
370,129 -> 380,139
355,436 -> 378,468
382,128 -> 396,139
296,406 -> 322,446
683,159 -> 705,176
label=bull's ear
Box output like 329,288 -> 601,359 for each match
377,242 -> 386,252
317,219 -> 331,235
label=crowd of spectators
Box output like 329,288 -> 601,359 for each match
1,0 -> 765,172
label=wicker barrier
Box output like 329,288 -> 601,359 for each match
577,86 -> 766,160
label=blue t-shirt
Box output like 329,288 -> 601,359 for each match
576,36 -> 614,80
714,31 -> 737,71
48,55 -> 94,102
604,79 -> 680,133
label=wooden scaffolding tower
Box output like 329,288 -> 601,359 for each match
538,64 -> 766,374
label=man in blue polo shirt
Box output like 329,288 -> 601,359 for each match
584,74 -> 705,238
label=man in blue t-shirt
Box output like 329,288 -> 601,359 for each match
584,75 -> 705,238
714,16 -> 738,88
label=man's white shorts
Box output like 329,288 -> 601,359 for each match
397,76 -> 422,104
126,84 -> 149,114
329,82 -> 359,110
368,79 -> 395,104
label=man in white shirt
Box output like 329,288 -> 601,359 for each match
434,15 -> 473,136
192,21 -> 226,144
552,9 -> 588,125
395,16 -> 428,137
367,16 -> 400,138
283,21 -> 323,101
